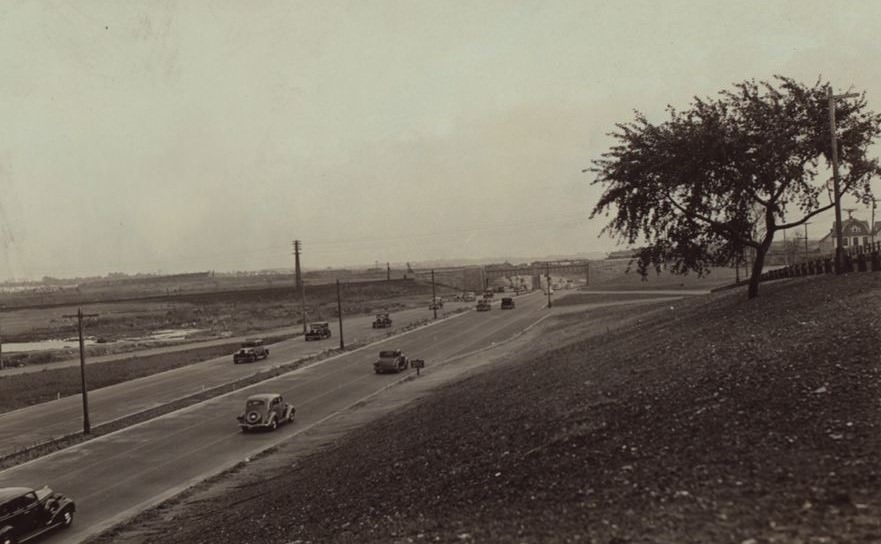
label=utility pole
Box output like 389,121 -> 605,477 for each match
62,308 -> 98,435
803,222 -> 810,259
872,198 -> 879,245
336,279 -> 344,350
293,240 -> 307,335
387,262 -> 391,281
546,262 -> 552,308
431,270 -> 438,320
828,86 -> 860,274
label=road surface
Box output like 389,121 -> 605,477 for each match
0,302 -> 472,458
0,293 -> 548,543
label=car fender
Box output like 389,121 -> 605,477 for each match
47,499 -> 75,525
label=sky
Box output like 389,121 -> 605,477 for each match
1,0 -> 880,280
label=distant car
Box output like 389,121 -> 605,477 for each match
483,290 -> 495,299
305,322 -> 332,341
428,298 -> 444,310
233,339 -> 269,364
372,313 -> 393,329
462,292 -> 477,302
501,297 -> 515,309
373,349 -> 409,374
476,300 -> 492,312
237,393 -> 295,432
0,486 -> 76,544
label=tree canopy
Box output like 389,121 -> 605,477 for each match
590,76 -> 881,298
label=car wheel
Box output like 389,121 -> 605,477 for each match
61,507 -> 74,527
288,409 -> 295,422
2,535 -> 17,544
269,418 -> 277,431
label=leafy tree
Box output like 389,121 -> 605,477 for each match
590,76 -> 881,298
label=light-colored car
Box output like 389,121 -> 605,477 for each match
237,393 -> 295,432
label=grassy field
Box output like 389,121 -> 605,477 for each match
587,260 -> 741,290
107,272 -> 880,543
0,334 -> 297,414
0,278 -> 457,368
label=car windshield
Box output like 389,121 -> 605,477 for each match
242,341 -> 261,347
379,350 -> 398,358
246,399 -> 266,408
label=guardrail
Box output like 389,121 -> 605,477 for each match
759,241 -> 881,282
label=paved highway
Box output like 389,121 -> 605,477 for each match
0,302 -> 470,458
0,292 -> 548,543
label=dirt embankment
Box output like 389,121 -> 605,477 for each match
96,273 -> 881,543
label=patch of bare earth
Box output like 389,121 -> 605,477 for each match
92,274 -> 880,543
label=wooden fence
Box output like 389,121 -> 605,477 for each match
758,240 -> 881,282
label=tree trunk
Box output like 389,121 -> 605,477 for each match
747,236 -> 773,299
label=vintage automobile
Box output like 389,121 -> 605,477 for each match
462,291 -> 477,302
428,297 -> 444,311
236,393 -> 295,432
372,313 -> 393,329
501,297 -> 515,310
304,322 -> 332,341
0,486 -> 75,544
373,349 -> 409,374
476,299 -> 492,312
233,338 -> 269,364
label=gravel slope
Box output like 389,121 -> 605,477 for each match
99,273 -> 880,543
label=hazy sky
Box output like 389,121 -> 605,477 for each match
1,0 -> 880,280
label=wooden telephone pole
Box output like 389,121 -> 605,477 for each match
63,308 -> 99,435
828,86 -> 860,274
336,279 -> 344,350
431,270 -> 438,320
294,240 -> 307,335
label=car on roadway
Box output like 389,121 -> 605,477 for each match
372,313 -> 393,328
483,289 -> 495,299
236,393 -> 295,432
428,298 -> 444,310
476,300 -> 492,312
373,349 -> 409,374
233,338 -> 269,364
462,291 -> 477,302
501,297 -> 515,309
0,486 -> 76,544
305,322 -> 332,341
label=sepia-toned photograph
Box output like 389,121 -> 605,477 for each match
0,1 -> 879,543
